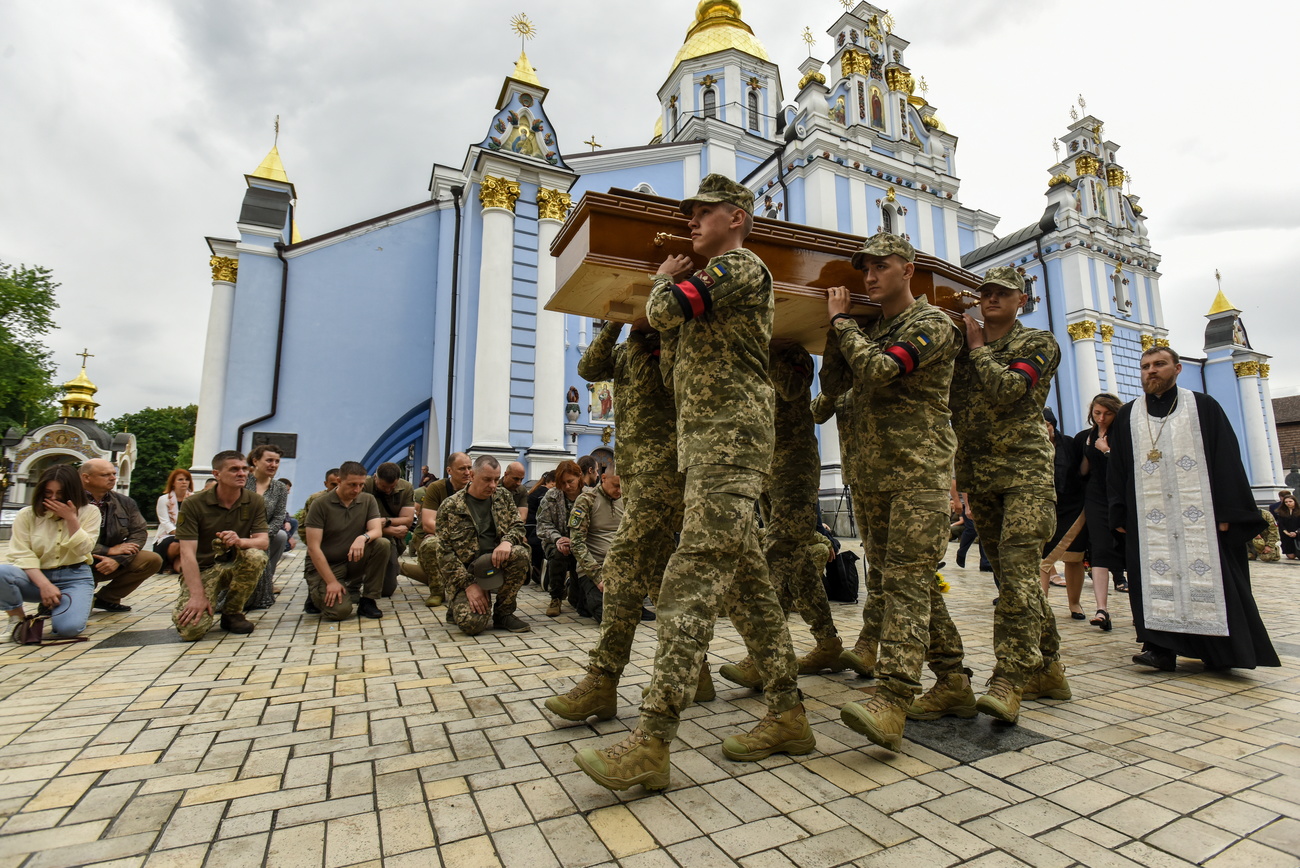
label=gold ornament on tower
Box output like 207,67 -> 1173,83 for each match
210,256 -> 238,283
480,176 -> 521,212
1234,361 -> 1260,378
1259,363 -> 1270,378
1100,324 -> 1114,343
1067,320 -> 1097,342
1141,334 -> 1155,351
537,188 -> 572,222
59,350 -> 100,421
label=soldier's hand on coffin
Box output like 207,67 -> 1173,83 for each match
658,254 -> 694,281
962,313 -> 985,350
826,285 -> 851,319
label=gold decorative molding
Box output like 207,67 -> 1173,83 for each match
1075,154 -> 1099,177
209,256 -> 238,283
840,49 -> 869,78
1155,338 -> 1170,348
1259,363 -> 1270,379
1067,320 -> 1097,342
1100,324 -> 1114,343
480,176 -> 521,212
1131,202 -> 1144,215
798,69 -> 827,89
885,66 -> 914,93
1234,361 -> 1260,378
1106,167 -> 1125,187
1048,173 -> 1071,188
1140,334 -> 1155,351
536,188 -> 572,222
885,186 -> 896,203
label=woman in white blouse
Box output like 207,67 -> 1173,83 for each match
155,469 -> 192,538
1,465 -> 102,639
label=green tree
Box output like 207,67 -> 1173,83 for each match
0,261 -> 60,432
105,405 -> 198,502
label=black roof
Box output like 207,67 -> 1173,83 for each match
961,205 -> 1059,269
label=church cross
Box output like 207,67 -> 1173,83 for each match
584,135 -> 602,152
77,348 -> 94,367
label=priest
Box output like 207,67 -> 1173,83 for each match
1107,346 -> 1279,672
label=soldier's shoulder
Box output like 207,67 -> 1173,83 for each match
440,489 -> 469,513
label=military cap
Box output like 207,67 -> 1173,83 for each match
851,232 -> 916,269
470,553 -> 504,591
979,266 -> 1026,293
680,173 -> 755,216
1043,406 -> 1058,427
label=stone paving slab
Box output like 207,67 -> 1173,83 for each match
0,541 -> 1296,867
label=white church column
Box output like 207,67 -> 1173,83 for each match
1259,364 -> 1286,481
1235,361 -> 1275,485
819,420 -> 843,492
469,176 -> 520,457
192,256 -> 238,477
527,189 -> 574,477
1099,323 -> 1116,393
1068,320 -> 1101,420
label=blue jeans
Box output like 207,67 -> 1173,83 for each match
0,563 -> 95,637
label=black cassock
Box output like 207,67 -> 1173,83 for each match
1107,389 -> 1279,669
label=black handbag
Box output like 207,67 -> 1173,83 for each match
823,550 -> 861,603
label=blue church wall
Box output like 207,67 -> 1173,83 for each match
221,249 -> 283,451
1086,257 -> 1101,312
931,208 -> 948,261
835,175 -> 851,233
1041,256 -> 1083,433
736,153 -> 761,180
451,187 -> 487,456
1204,357 -> 1252,478
1110,331 -> 1142,401
957,223 -> 975,256
901,195 -> 919,245
785,177 -> 806,224
570,162 -> 686,201
250,209 -> 442,506
510,186 -> 541,448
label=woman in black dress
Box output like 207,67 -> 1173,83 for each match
1041,408 -> 1088,619
1076,393 -> 1124,631
1276,494 -> 1300,560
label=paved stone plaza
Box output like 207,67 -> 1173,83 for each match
0,539 -> 1296,868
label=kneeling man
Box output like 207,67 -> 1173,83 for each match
304,461 -> 391,620
438,455 -> 531,635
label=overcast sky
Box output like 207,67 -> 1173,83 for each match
2,0 -> 1296,422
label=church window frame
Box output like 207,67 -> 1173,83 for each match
702,87 -> 717,119
747,89 -> 760,131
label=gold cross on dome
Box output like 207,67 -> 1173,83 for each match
77,348 -> 94,367
584,135 -> 602,152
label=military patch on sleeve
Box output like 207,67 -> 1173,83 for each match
1008,353 -> 1047,387
884,339 -> 923,375
671,270 -> 716,321
569,507 -> 587,528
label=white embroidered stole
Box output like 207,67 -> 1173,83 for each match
1131,388 -> 1229,636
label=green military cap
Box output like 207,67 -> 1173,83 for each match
471,553 -> 504,591
851,232 -> 916,269
680,173 -> 755,216
979,266 -> 1026,293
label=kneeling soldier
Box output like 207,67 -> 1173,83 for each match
438,455 -> 532,636
304,461 -> 391,620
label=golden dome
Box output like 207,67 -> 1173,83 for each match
60,367 -> 99,420
251,145 -> 288,183
653,115 -> 663,140
670,0 -> 769,71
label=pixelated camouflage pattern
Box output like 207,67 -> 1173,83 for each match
447,545 -> 530,635
416,534 -> 441,589
647,248 -> 775,473
680,173 -> 755,216
578,323 -> 677,476
172,546 -> 267,641
951,321 -> 1061,492
639,465 -> 798,742
1253,509 -> 1280,562
569,486 -> 625,583
854,489 -> 962,705
980,266 -> 1026,292
589,472 -> 685,677
436,488 -> 528,601
968,487 -> 1061,685
851,232 -> 916,269
821,298 -> 960,492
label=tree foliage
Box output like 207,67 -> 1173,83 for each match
105,405 -> 198,501
0,261 -> 60,432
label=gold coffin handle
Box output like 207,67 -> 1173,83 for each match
653,232 -> 691,247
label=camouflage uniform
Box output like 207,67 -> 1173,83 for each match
821,238 -> 964,707
172,487 -> 269,642
951,297 -> 1063,687
437,488 -> 530,635
762,344 -> 837,641
641,222 -> 799,742
1252,509 -> 1280,562
172,544 -> 267,641
568,484 -> 626,619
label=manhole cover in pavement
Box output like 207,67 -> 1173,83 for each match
903,715 -> 1051,763
93,630 -> 185,648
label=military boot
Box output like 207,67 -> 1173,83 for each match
907,670 -> 977,720
424,590 -> 442,608
718,656 -> 762,690
840,693 -> 906,751
574,729 -> 670,792
722,703 -> 816,761
797,637 -> 847,675
839,640 -> 877,678
696,661 -> 716,702
976,674 -> 1022,723
1021,660 -> 1072,701
545,668 -> 619,722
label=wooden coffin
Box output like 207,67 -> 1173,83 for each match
547,188 -> 983,354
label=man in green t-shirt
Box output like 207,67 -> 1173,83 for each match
362,462 -> 415,597
305,461 -> 390,620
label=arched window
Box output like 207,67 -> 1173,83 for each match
702,88 -> 717,119
881,208 -> 893,233
747,90 -> 760,131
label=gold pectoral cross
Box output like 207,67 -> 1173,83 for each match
1147,449 -> 1162,462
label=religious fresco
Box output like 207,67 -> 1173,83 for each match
587,380 -> 614,423
482,100 -> 566,168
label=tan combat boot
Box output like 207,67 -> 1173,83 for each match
574,729 -> 670,792
839,640 -> 877,677
797,637 -> 847,675
424,590 -> 442,608
976,673 -> 1023,723
1021,660 -> 1072,701
545,668 -> 619,721
722,703 -> 817,761
718,656 -> 762,689
545,599 -> 561,617
696,660 -> 716,702
907,671 -> 977,720
840,693 -> 906,751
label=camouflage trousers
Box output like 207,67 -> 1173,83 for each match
416,534 -> 441,587
306,538 -> 392,621
856,490 -> 964,705
447,545 -> 529,636
641,465 -> 799,742
766,533 -> 837,641
172,547 -> 268,641
969,486 -> 1060,686
590,472 -> 685,677
1252,537 -> 1280,562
